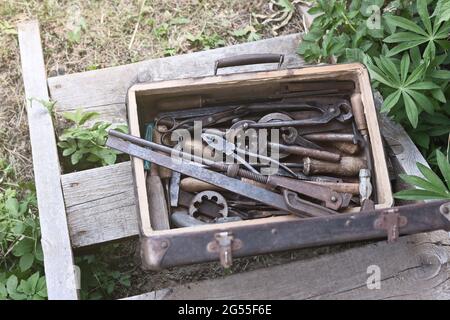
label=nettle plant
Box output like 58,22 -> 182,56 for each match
58,109 -> 128,169
298,0 -> 450,199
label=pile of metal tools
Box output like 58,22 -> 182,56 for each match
107,86 -> 377,230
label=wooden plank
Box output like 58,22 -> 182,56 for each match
18,20 -> 79,300
61,162 -> 138,248
124,231 -> 450,300
48,34 -> 303,122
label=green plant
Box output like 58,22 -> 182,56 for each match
0,160 -> 46,300
230,25 -> 261,42
298,0 -> 450,191
186,32 -> 225,50
67,17 -> 87,45
76,245 -> 131,300
395,150 -> 450,200
58,109 -> 128,168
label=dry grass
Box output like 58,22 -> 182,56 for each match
0,0 -> 308,298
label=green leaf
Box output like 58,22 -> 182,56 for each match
276,0 -> 294,12
399,173 -> 448,195
402,91 -> 419,128
78,112 -> 99,125
28,272 -> 40,293
0,283 -> 7,299
432,70 -> 450,80
62,147 -> 76,156
379,56 -> 401,84
6,275 -> 18,295
431,88 -> 446,103
5,197 -> 19,216
433,0 -> 450,24
417,162 -> 449,192
405,63 -> 426,85
387,40 -> 427,56
405,89 -> 434,114
19,253 -> 35,272
384,32 -> 426,43
383,15 -> 428,36
12,238 -> 33,257
381,89 -> 402,113
406,81 -> 441,90
394,189 -> 450,200
436,150 -> 450,190
71,151 -> 84,165
417,0 -> 432,34
400,53 -> 410,83
369,68 -> 396,87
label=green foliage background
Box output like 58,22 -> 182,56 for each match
298,0 -> 450,198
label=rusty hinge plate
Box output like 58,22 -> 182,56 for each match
207,232 -> 242,268
374,209 -> 408,243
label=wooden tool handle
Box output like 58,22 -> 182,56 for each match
351,93 -> 367,133
146,175 -> 170,230
154,126 -> 172,180
180,177 -> 224,193
303,157 -> 367,177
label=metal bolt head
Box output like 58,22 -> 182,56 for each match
160,240 -> 168,249
441,204 -> 450,214
331,196 -> 337,202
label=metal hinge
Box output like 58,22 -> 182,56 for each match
374,209 -> 408,243
207,232 -> 242,268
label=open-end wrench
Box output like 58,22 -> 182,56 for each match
238,100 -> 353,129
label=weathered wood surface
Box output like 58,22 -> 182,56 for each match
47,34 -> 303,124
18,21 -> 79,300
125,231 -> 450,300
61,162 -> 138,248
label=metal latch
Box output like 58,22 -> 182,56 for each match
207,232 -> 242,268
374,209 -> 408,243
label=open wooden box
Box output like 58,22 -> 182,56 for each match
126,62 -> 393,270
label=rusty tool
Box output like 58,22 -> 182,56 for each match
302,133 -> 355,143
268,142 -> 341,163
202,132 -> 298,178
303,156 -> 367,177
171,210 -> 207,228
257,113 -> 322,150
154,126 -> 172,209
189,190 -> 229,218
351,93 -> 376,202
241,100 -> 353,129
359,169 -> 375,211
106,130 -> 339,217
169,171 -> 181,207
178,190 -> 222,219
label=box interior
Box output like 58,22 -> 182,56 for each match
127,65 -> 393,235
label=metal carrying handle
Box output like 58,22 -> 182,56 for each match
214,54 -> 284,75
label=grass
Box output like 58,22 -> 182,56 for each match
0,0 -> 305,299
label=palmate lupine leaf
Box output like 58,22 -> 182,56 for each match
384,0 -> 450,60
395,151 -> 450,200
370,52 -> 441,127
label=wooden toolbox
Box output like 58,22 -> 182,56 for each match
121,58 -> 396,270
